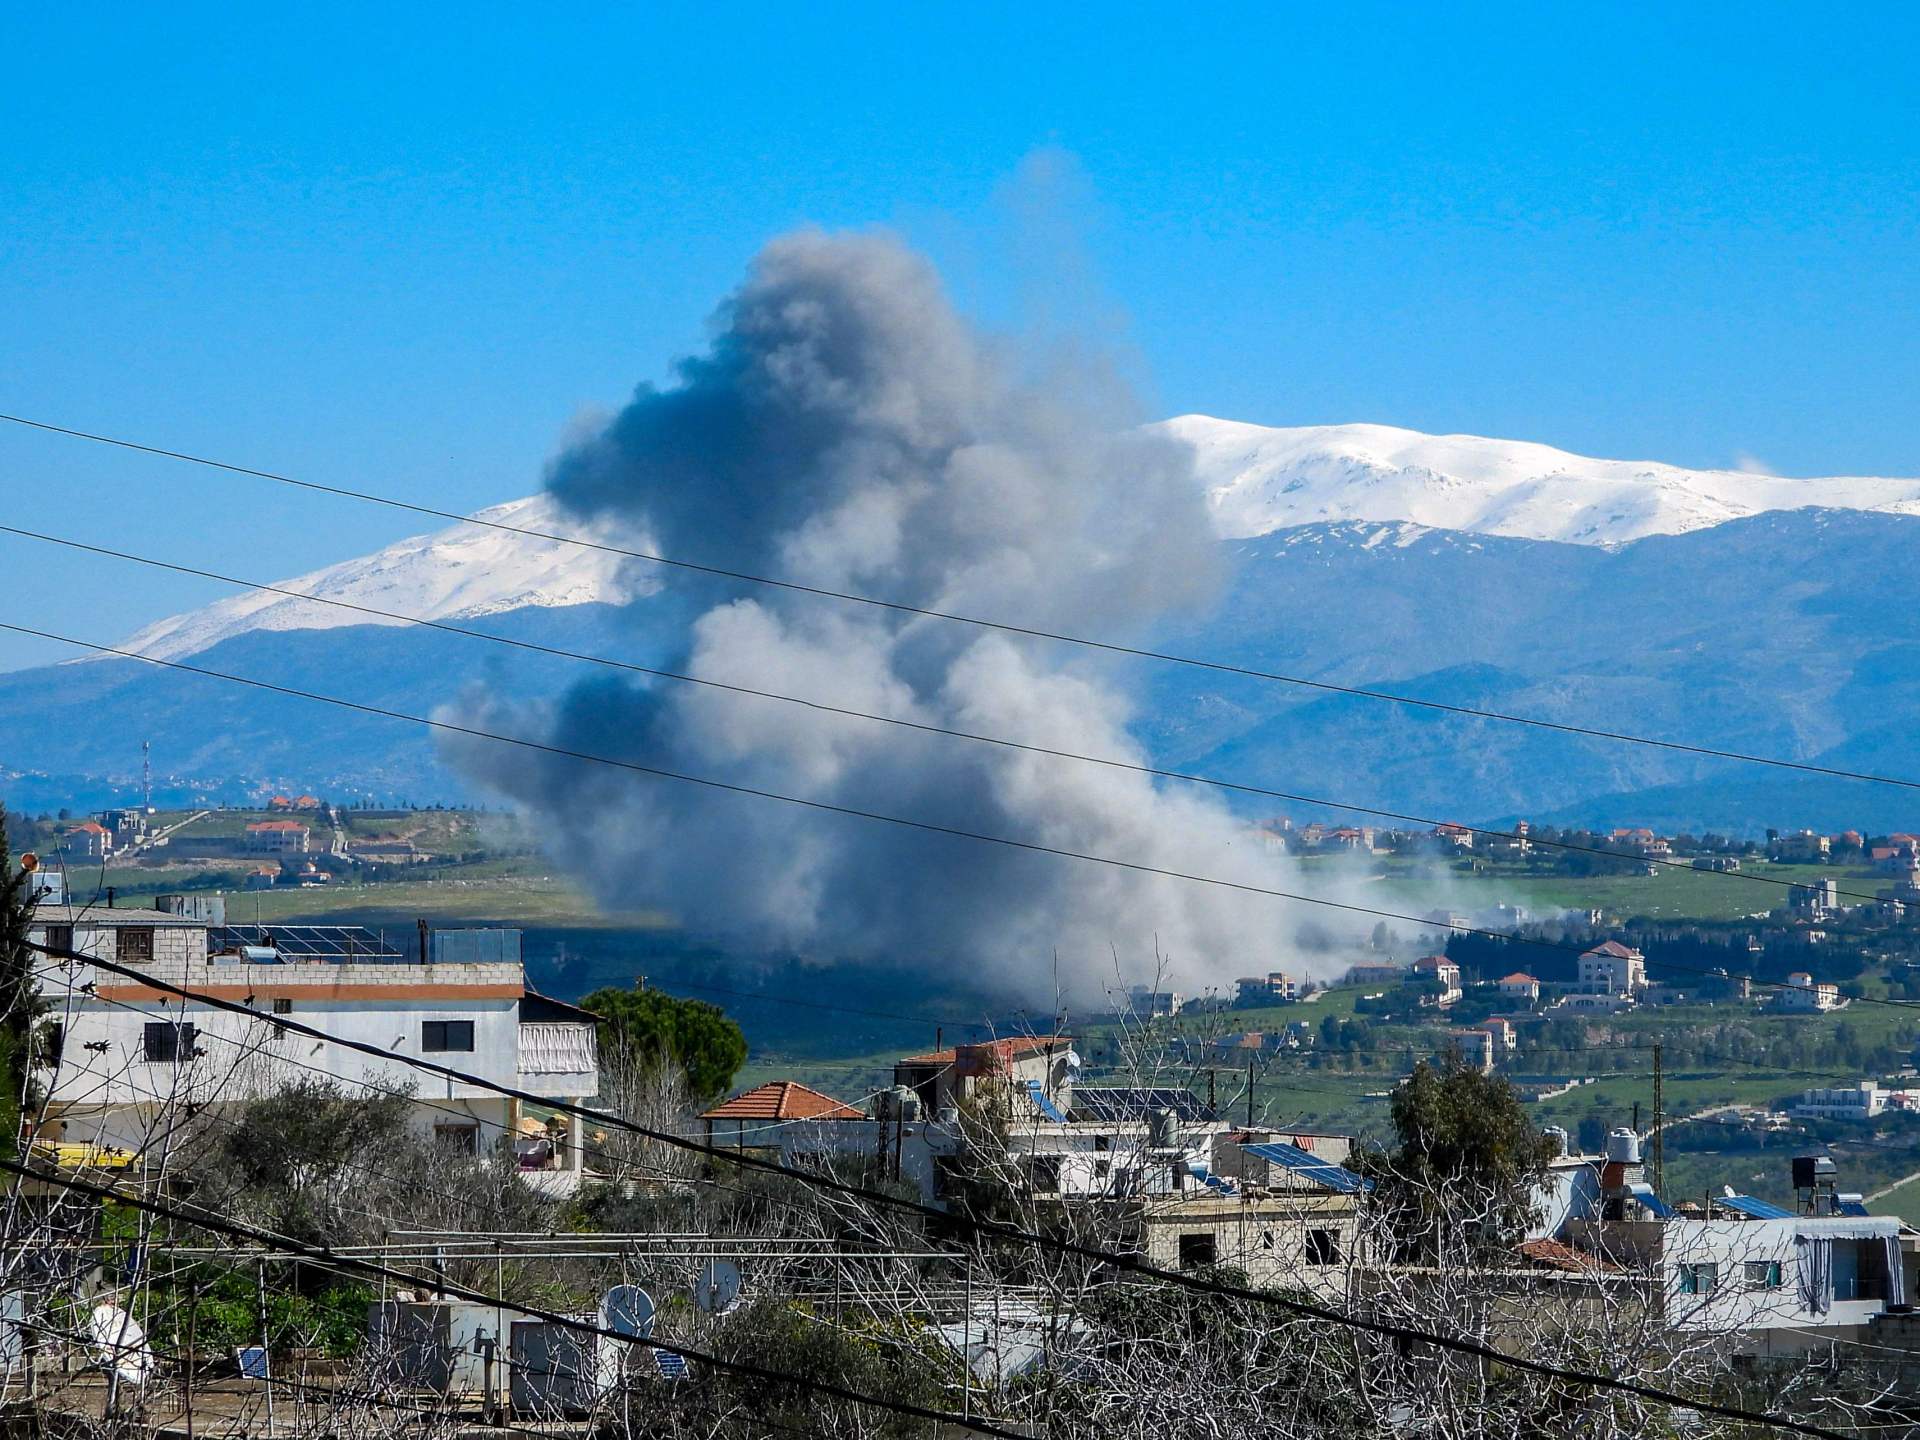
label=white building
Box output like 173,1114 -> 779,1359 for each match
27,909 -> 599,1185
1774,971 -> 1842,1013
1577,941 -> 1647,997
1792,1083 -> 1885,1121
245,819 -> 311,855
1497,972 -> 1541,1003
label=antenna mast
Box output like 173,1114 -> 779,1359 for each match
142,739 -> 152,814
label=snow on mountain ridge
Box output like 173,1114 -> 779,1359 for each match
96,417 -> 1920,663
108,494 -> 652,664
1164,415 -> 1920,546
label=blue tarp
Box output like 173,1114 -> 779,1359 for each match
1241,1141 -> 1373,1194
1627,1181 -> 1673,1218
1023,1078 -> 1067,1123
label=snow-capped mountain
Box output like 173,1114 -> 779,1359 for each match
111,494 -> 651,663
95,414 -> 1920,663
1166,415 -> 1920,547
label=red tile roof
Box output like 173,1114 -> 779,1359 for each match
68,822 -> 109,835
1499,972 -> 1539,984
247,820 -> 309,832
700,1081 -> 863,1123
898,1035 -> 1070,1066
1583,940 -> 1639,959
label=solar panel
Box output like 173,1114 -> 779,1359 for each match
1069,1088 -> 1217,1123
1718,1193 -> 1794,1220
1023,1079 -> 1067,1123
211,925 -> 403,961
1241,1141 -> 1373,1194
1837,1197 -> 1870,1217
653,1350 -> 690,1380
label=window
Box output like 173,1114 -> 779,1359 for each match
1177,1233 -> 1217,1269
1093,1159 -> 1111,1181
116,928 -> 155,965
143,1022 -> 197,1063
41,1022 -> 64,1068
1306,1229 -> 1342,1266
433,1123 -> 479,1155
44,925 -> 73,956
1093,1134 -> 1111,1152
272,998 -> 293,1015
1744,1261 -> 1783,1289
422,1020 -> 475,1053
1678,1262 -> 1719,1295
1259,1229 -> 1277,1251
1027,1157 -> 1061,1193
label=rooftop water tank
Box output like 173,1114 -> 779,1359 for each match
1542,1125 -> 1570,1157
1604,1128 -> 1642,1164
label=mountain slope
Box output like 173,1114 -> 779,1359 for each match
6,508 -> 1917,832
1166,416 -> 1920,546
110,495 -> 651,663
89,415 -> 1920,667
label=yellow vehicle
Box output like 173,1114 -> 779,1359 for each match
27,1140 -> 139,1170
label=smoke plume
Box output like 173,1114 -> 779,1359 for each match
444,228 -> 1311,1004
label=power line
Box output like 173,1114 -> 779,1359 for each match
7,617 -> 1916,1021
0,1157 -> 1034,1440
0,520 -> 1892,906
16,938 -> 1864,1439
4,409 -> 1914,792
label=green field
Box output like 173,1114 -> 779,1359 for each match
1292,852 -> 1888,925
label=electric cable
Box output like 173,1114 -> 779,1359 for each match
2,409 -> 1913,791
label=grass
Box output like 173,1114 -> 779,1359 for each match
1288,852 -> 1889,925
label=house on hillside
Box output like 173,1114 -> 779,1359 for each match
1412,954 -> 1462,1007
1774,971 -> 1843,1013
1498,972 -> 1541,1003
1771,829 -> 1832,863
1431,822 -> 1474,850
1578,941 -> 1647,997
246,819 -> 310,855
57,821 -> 113,861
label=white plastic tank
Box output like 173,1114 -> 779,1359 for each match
1541,1125 -> 1570,1157
1604,1128 -> 1642,1164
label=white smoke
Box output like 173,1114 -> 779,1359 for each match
442,227 -> 1322,1005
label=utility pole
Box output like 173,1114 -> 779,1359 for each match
1246,1057 -> 1256,1128
1651,1043 -> 1665,1193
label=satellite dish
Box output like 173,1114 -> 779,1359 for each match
601,1285 -> 655,1340
88,1304 -> 155,1384
694,1261 -> 742,1315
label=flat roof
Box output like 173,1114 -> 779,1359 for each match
29,906 -> 206,927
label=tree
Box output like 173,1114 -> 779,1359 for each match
579,986 -> 747,1101
1358,1058 -> 1558,1262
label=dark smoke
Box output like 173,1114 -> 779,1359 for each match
442,228 -> 1309,1004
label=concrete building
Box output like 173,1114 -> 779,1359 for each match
1775,971 -> 1843,1013
1577,941 -> 1646,997
27,909 -> 599,1185
245,819 -> 311,855
1792,1083 -> 1886,1121
1412,954 -> 1462,1007
57,822 -> 113,861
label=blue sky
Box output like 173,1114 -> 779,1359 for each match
3,4 -> 1918,671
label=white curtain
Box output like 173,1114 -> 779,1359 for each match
1886,1236 -> 1907,1308
1797,1235 -> 1833,1316
518,1022 -> 598,1075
